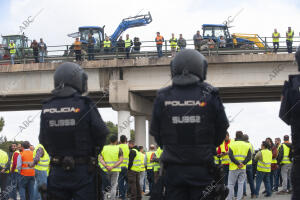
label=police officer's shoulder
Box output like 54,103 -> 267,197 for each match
199,82 -> 219,95
157,85 -> 173,96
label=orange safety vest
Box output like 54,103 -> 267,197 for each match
20,150 -> 35,176
156,36 -> 164,45
74,41 -> 82,50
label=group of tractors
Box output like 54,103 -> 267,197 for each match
0,12 -> 267,63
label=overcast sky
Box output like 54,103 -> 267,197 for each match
0,0 -> 297,149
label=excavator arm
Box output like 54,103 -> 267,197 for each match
110,12 -> 152,46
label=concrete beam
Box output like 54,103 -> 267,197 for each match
109,80 -> 130,111
129,92 -> 153,116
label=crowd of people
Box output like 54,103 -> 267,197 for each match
217,131 -> 292,199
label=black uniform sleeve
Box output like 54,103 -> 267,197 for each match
213,94 -> 229,147
229,148 -> 240,166
150,94 -> 164,147
89,104 -> 109,153
128,149 -> 136,170
279,81 -> 291,125
242,149 -> 252,165
277,145 -> 284,164
38,112 -> 49,151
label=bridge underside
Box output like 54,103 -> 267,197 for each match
0,86 -> 282,111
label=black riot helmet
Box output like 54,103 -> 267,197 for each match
295,48 -> 300,72
52,62 -> 88,97
170,49 -> 208,86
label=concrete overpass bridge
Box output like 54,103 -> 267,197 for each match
0,54 -> 298,146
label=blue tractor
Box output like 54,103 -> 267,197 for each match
68,12 -> 152,51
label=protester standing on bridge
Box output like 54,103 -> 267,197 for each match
155,32 -> 164,58
193,30 -> 203,52
117,36 -> 125,54
125,34 -> 133,59
9,40 -> 16,64
99,135 -> 123,200
103,36 -> 111,54
118,135 -> 129,200
38,38 -> 47,63
286,27 -> 294,53
277,135 -> 292,195
254,141 -> 272,198
87,33 -> 96,60
169,33 -> 177,57
39,62 -> 109,199
133,37 -> 141,53
219,36 -> 226,48
272,29 -> 280,53
150,49 -> 229,199
228,131 -> 251,200
266,137 -> 278,192
177,34 -> 186,51
30,40 -> 39,63
73,38 -> 82,61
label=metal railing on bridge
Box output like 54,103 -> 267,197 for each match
0,36 -> 299,65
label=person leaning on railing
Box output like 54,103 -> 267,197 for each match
286,27 -> 294,53
73,37 -> 82,61
103,36 -> 112,54
272,28 -> 280,53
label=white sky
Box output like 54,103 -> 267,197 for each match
0,0 -> 297,149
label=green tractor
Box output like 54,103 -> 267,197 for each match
1,34 -> 33,60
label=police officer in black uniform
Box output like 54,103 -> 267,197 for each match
279,48 -> 300,200
39,62 -> 109,200
150,49 -> 229,200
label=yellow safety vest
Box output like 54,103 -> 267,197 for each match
257,149 -> 272,172
9,43 -> 16,54
101,145 -> 122,172
118,144 -> 129,168
0,149 -> 9,174
10,150 -> 20,173
229,141 -> 250,171
146,151 -> 154,169
131,149 -> 141,172
125,39 -> 132,48
103,40 -> 111,48
214,147 -> 220,165
287,31 -> 294,41
273,32 -> 280,43
140,153 -> 146,172
246,142 -> 254,165
153,147 -> 163,172
280,143 -> 292,164
33,144 -> 50,171
220,140 -> 231,165
169,38 -> 177,48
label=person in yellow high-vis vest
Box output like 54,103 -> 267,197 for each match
28,143 -> 50,200
254,141 -> 272,197
117,135 -> 129,200
99,135 -> 123,200
272,29 -> 280,53
0,148 -> 9,194
9,40 -> 16,65
125,34 -> 133,59
169,33 -> 177,57
151,146 -> 163,184
217,132 -> 231,185
227,131 -> 251,200
266,137 -> 279,193
243,134 -> 255,198
127,140 -> 142,200
286,27 -> 294,53
277,135 -> 292,194
145,144 -> 155,196
139,146 -> 146,195
9,143 -> 21,200
103,36 -> 112,54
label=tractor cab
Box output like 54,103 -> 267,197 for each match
202,24 -> 231,43
68,26 -> 104,49
1,34 -> 31,59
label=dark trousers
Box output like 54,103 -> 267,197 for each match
127,170 -> 141,200
104,48 -> 110,54
88,47 -> 94,60
146,169 -> 154,194
273,42 -> 279,53
47,165 -> 96,200
0,173 -> 8,198
245,164 -> 255,195
273,167 -> 280,190
33,51 -> 39,63
75,50 -> 81,61
166,184 -> 214,200
292,159 -> 300,200
118,167 -> 128,199
255,171 -> 272,197
125,47 -> 131,59
287,40 -> 293,53
156,45 -> 163,57
223,164 -> 229,185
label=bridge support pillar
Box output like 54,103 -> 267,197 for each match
147,119 -> 156,149
117,110 -> 131,140
135,115 -> 146,148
